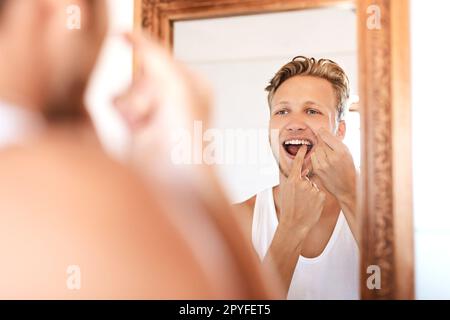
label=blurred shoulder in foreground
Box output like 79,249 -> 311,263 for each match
0,124 -> 279,299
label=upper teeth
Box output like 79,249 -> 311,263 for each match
284,139 -> 311,146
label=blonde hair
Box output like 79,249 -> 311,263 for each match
265,56 -> 350,121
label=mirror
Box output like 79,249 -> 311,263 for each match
173,6 -> 361,300
135,0 -> 414,299
173,7 -> 360,203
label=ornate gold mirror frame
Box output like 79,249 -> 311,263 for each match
134,0 -> 414,299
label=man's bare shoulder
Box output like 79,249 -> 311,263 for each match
234,195 -> 256,216
0,129 -> 216,298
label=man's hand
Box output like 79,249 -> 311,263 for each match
113,32 -> 212,166
310,128 -> 359,244
310,128 -> 357,204
112,31 -> 233,223
264,145 -> 326,296
278,145 -> 326,242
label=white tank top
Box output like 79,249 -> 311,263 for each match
251,187 -> 360,299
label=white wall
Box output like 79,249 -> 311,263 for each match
174,7 -> 359,203
411,0 -> 450,299
85,0 -> 134,159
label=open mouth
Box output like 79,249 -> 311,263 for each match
283,139 -> 314,158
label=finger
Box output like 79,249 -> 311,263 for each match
118,32 -> 179,129
311,152 -> 325,175
113,82 -> 158,128
123,32 -> 160,57
317,127 -> 342,151
114,98 -> 156,131
123,32 -> 152,65
114,93 -> 154,122
124,32 -> 177,86
114,78 -> 156,112
289,145 -> 307,181
316,134 -> 333,158
314,143 -> 329,165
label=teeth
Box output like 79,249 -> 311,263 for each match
284,139 -> 311,146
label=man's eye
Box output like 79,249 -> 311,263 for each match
306,108 -> 321,115
275,109 -> 288,115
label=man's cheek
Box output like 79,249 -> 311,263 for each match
270,139 -> 280,153
268,128 -> 281,155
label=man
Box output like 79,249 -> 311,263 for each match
0,0 -> 278,298
236,56 -> 359,299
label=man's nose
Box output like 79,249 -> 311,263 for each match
286,118 -> 307,132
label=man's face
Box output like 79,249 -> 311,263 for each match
269,75 -> 345,178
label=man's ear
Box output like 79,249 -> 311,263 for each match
336,120 -> 346,140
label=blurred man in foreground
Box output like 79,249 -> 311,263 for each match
0,0 -> 280,299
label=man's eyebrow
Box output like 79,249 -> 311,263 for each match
273,101 -> 291,107
274,100 -> 325,108
304,100 -> 325,109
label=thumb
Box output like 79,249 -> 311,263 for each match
301,168 -> 309,178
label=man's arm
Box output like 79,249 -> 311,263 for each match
261,224 -> 309,297
337,188 -> 359,246
233,196 -> 303,298
236,146 -> 326,298
311,128 -> 360,247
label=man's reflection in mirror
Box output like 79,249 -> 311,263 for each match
235,56 -> 359,299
